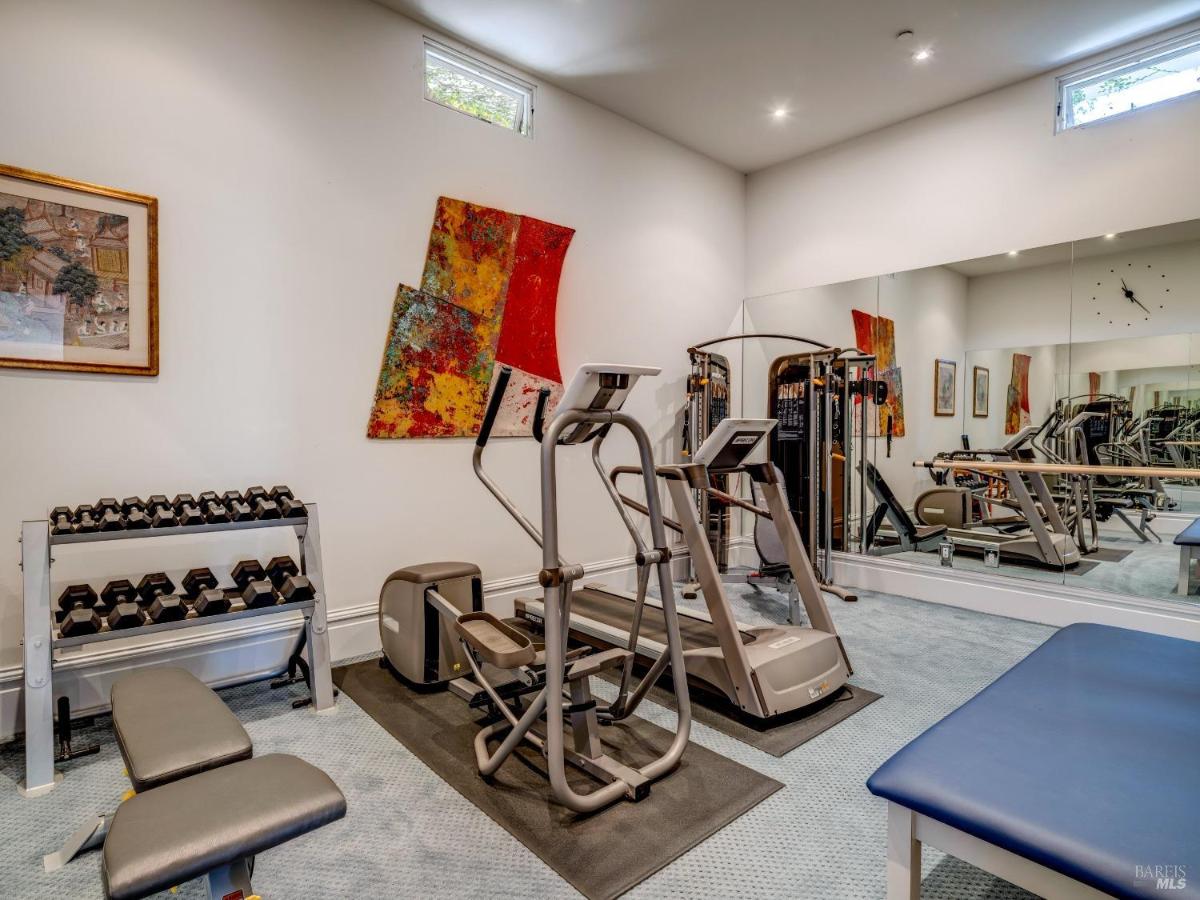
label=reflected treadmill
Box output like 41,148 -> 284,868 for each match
517,417 -> 852,721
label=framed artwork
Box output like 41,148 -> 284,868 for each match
0,163 -> 157,375
972,366 -> 989,417
933,359 -> 956,416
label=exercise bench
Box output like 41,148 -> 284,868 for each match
44,667 -> 346,900
868,624 -> 1199,899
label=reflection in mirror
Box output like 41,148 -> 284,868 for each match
1065,221 -> 1200,605
737,218 -> 1199,612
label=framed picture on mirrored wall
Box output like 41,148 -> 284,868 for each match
0,163 -> 158,375
934,359 -> 956,416
973,366 -> 989,417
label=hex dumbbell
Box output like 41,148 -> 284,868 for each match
56,584 -> 102,637
220,490 -> 255,522
97,497 -> 124,531
269,485 -> 305,518
51,506 -> 76,536
197,491 -> 230,524
122,497 -> 151,530
73,504 -> 99,533
173,493 -> 206,527
244,486 -> 280,520
145,494 -> 178,528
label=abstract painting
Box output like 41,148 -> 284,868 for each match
934,359 -> 956,416
368,197 -> 574,438
851,309 -> 906,437
973,366 -> 989,418
0,163 -> 157,375
1005,353 -> 1032,434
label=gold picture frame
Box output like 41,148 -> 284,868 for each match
0,163 -> 158,375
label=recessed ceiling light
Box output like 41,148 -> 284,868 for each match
771,106 -> 789,120
912,48 -> 933,62
1104,233 -> 1117,239
1007,250 -> 1019,257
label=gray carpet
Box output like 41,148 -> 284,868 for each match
0,585 -> 1054,899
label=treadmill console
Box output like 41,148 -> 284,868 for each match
693,418 -> 778,472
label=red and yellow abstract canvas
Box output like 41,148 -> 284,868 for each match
851,309 -> 906,438
368,197 -> 574,438
1005,353 -> 1032,435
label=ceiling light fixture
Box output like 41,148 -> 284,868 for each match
771,106 -> 789,121
912,47 -> 933,62
1007,250 -> 1020,257
1104,233 -> 1117,239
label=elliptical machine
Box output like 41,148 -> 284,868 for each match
378,364 -> 691,814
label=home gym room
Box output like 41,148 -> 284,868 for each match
0,2 -> 1197,899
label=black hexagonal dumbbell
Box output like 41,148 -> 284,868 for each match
265,556 -> 299,589
241,579 -> 279,609
106,601 -> 145,630
136,572 -> 176,607
269,485 -> 306,519
73,504 -> 99,533
173,493 -> 206,527
101,579 -> 139,610
198,491 -> 230,524
279,574 -> 315,604
220,490 -> 255,522
148,594 -> 188,623
244,486 -> 281,520
56,584 -> 103,637
96,497 -> 124,531
193,587 -> 232,617
182,567 -> 218,600
231,559 -> 267,590
50,506 -> 76,535
122,497 -> 151,530
145,494 -> 178,528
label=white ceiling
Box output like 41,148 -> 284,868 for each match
380,0 -> 1200,172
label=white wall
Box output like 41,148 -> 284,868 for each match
0,0 -> 744,672
745,28 -> 1200,297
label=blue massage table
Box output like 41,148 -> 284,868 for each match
868,623 -> 1200,899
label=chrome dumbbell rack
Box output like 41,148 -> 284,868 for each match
19,503 -> 336,797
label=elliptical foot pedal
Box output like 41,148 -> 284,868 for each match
454,612 -> 537,669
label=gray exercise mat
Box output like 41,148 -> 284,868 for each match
334,660 -> 782,900
1068,560 -> 1102,576
1088,547 -> 1134,563
604,674 -> 881,758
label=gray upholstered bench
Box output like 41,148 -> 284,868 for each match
45,667 -> 253,872
113,667 -> 253,791
45,667 -> 346,900
102,753 -> 347,900
1173,517 -> 1200,594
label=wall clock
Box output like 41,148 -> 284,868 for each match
1089,259 -> 1170,327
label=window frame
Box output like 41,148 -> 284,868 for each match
423,37 -> 536,138
1056,27 -> 1200,133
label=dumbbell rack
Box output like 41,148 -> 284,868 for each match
19,503 -> 336,798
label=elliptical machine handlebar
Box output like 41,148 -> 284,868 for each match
476,366 -> 512,449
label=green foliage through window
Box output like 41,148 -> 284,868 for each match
424,40 -> 532,136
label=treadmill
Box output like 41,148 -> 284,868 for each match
516,417 -> 852,721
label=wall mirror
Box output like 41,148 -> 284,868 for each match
735,217 -> 1199,610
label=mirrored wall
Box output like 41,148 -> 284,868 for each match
738,218 -> 1200,607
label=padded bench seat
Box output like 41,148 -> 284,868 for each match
868,623 -> 1200,899
1173,517 -> 1200,545
102,753 -> 347,900
111,667 -> 252,792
